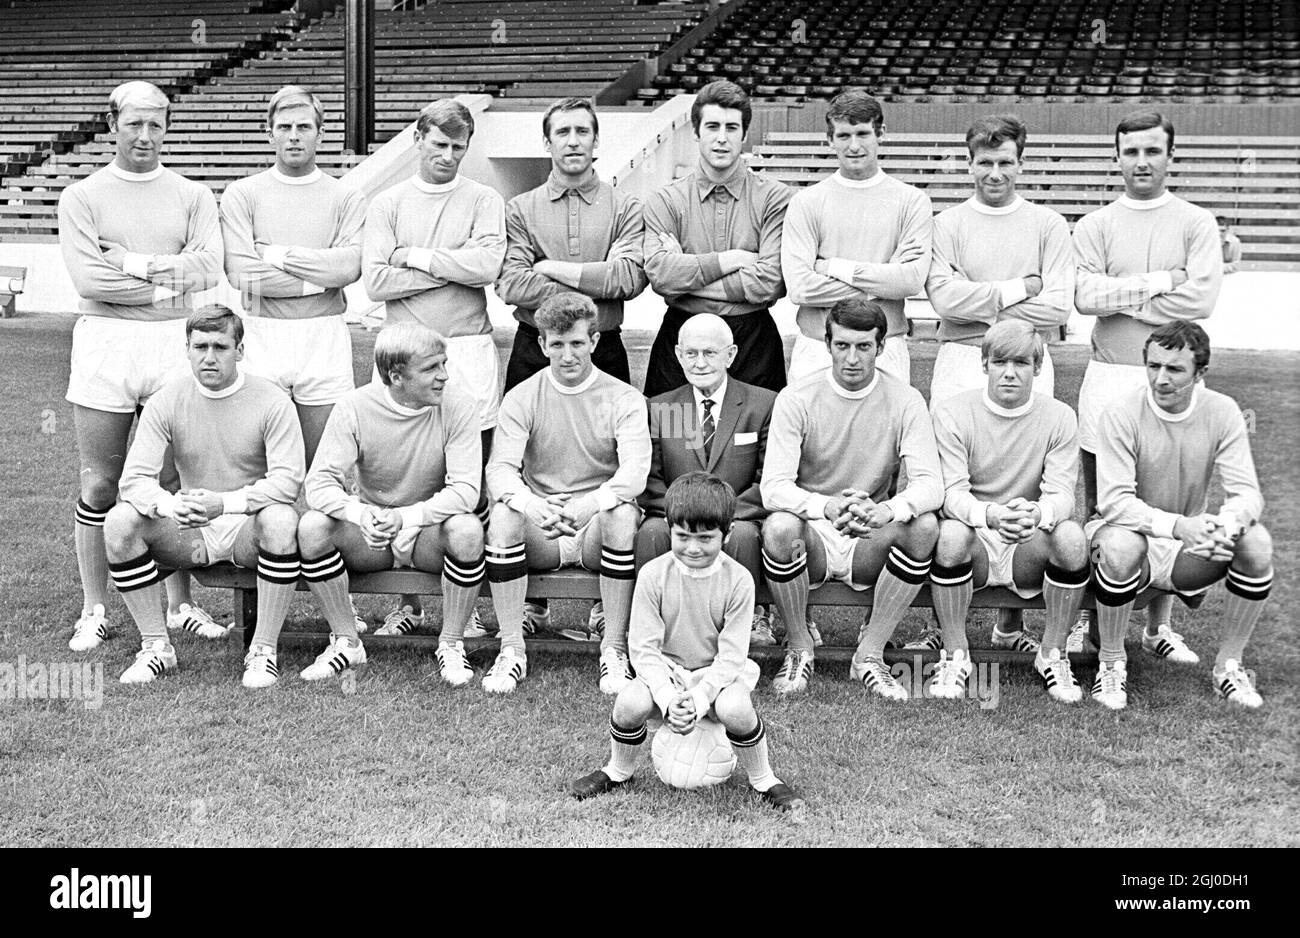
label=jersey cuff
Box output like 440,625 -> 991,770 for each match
827,257 -> 856,284
884,495 -> 914,525
397,505 -> 425,529
650,680 -> 678,718
152,284 -> 179,303
342,500 -> 368,528
590,487 -> 620,513
968,501 -> 991,529
301,280 -> 327,297
262,245 -> 290,270
154,493 -> 177,519
689,686 -> 713,720
804,492 -> 831,522
406,247 -> 435,274
506,489 -> 542,518
1145,270 -> 1174,296
123,252 -> 151,278
1149,510 -> 1180,541
998,278 -> 1030,308
222,491 -> 249,515
1036,501 -> 1056,531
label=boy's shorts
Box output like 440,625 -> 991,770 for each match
66,316 -> 189,412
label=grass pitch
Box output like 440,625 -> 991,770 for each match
1,315 -> 1297,847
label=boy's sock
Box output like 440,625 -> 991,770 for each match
729,717 -> 779,793
603,718 -> 645,782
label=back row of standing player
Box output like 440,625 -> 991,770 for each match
58,80 -> 1268,711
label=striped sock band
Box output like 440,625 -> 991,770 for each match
886,546 -> 932,585
930,560 -> 974,588
75,499 -> 110,528
762,549 -> 805,583
445,553 -> 486,589
475,501 -> 491,527
257,549 -> 300,585
1093,567 -> 1142,606
108,552 -> 164,593
609,718 -> 647,746
486,543 -> 527,582
727,716 -> 766,748
600,546 -> 636,581
1044,561 -> 1091,590
1225,567 -> 1272,601
300,549 -> 346,583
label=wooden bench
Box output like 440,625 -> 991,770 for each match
190,564 -> 1164,666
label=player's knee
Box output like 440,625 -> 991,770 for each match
712,684 -> 755,730
612,680 -> 655,726
79,471 -> 119,510
444,512 -> 485,558
296,510 -> 336,557
905,511 -> 940,550
601,502 -> 640,541
1092,526 -> 1145,575
934,520 -> 974,566
103,503 -> 146,557
1232,523 -> 1273,576
1049,520 -> 1089,569
487,502 -> 522,544
255,504 -> 299,552
762,512 -> 803,554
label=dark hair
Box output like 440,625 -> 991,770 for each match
691,79 -> 751,135
825,89 -> 884,136
1114,110 -> 1175,155
542,97 -> 599,139
186,304 -> 243,344
966,114 -> 1027,159
536,292 -> 598,339
665,471 -> 736,533
1144,321 -> 1210,372
825,298 -> 887,347
417,99 -> 474,141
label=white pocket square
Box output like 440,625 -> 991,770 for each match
734,431 -> 758,445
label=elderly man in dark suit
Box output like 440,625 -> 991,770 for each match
637,313 -> 778,644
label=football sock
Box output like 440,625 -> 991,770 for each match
860,547 -> 932,659
252,549 -> 300,649
74,499 -> 111,611
1144,592 -> 1175,636
1043,562 -> 1090,652
1216,567 -> 1273,668
763,549 -> 811,652
164,569 -> 195,614
300,550 -> 357,641
1094,567 -> 1141,665
729,717 -> 778,793
440,552 -> 485,643
598,546 -> 636,654
108,551 -> 168,643
604,717 -> 645,782
487,543 -> 528,654
930,560 -> 973,652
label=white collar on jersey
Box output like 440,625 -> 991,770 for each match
1118,191 -> 1175,211
982,389 -> 1035,417
1146,384 -> 1200,422
193,369 -> 245,399
826,369 -> 879,400
107,162 -> 164,182
672,554 -> 725,579
832,169 -> 886,189
271,167 -> 322,185
545,365 -> 599,395
967,195 -> 1025,216
383,386 -> 432,416
412,175 -> 461,195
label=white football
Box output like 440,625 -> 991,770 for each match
651,716 -> 737,790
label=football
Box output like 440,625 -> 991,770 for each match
651,716 -> 737,790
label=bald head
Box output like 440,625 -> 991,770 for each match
674,313 -> 737,396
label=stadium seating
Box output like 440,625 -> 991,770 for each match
748,132 -> 1300,269
641,0 -> 1300,103
0,0 -> 706,241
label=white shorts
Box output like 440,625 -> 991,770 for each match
241,315 -> 355,407
1077,361 -> 1147,453
390,525 -> 422,569
929,341 -> 1055,408
66,316 -> 189,413
974,525 -> 1041,598
557,516 -> 598,568
787,332 -> 910,385
370,332 -> 500,430
806,517 -> 871,591
1084,519 -> 1213,597
200,514 -> 252,565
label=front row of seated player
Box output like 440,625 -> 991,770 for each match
105,294 -> 1273,712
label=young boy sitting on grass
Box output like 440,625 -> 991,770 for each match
568,471 -> 804,811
